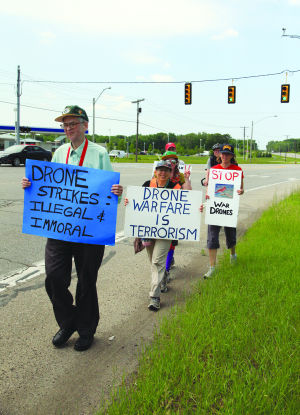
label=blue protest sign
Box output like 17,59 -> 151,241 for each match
22,160 -> 120,245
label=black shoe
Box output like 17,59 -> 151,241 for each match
52,328 -> 75,347
74,335 -> 94,351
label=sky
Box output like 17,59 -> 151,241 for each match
1,0 -> 300,149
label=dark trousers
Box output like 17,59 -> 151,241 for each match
45,238 -> 105,337
207,225 -> 236,250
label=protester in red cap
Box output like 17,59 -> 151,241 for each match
160,146 -> 192,289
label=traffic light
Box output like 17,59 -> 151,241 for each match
281,84 -> 290,103
185,83 -> 192,105
228,86 -> 236,104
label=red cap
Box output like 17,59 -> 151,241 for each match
165,142 -> 176,151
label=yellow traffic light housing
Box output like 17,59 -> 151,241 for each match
185,83 -> 192,105
281,84 -> 290,103
228,86 -> 236,104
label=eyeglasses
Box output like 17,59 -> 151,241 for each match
157,167 -> 170,172
169,159 -> 177,164
60,122 -> 81,129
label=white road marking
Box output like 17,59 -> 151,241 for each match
0,234 -> 128,292
0,260 -> 45,292
245,179 -> 300,193
247,175 -> 270,178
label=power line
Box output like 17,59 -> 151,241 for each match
0,99 -> 165,130
22,69 -> 300,85
0,100 -> 61,113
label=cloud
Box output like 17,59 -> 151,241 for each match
211,28 -> 239,40
123,51 -> 160,65
135,74 -> 175,82
163,62 -> 171,69
123,50 -> 171,71
2,0 -> 227,37
97,94 -> 132,112
150,74 -> 175,82
39,32 -> 56,45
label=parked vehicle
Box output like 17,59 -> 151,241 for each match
108,150 -> 126,158
0,145 -> 52,167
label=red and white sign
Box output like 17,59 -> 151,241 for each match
205,169 -> 242,227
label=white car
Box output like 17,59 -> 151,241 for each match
109,150 -> 126,158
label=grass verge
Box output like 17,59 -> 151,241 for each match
99,192 -> 299,415
111,155 -> 298,164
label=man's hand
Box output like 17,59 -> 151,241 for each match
111,184 -> 123,196
22,177 -> 31,189
237,189 -> 244,195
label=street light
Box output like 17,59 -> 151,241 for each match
131,98 -> 145,163
249,115 -> 278,161
92,87 -> 111,142
282,28 -> 300,39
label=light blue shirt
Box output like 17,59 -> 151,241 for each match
52,140 -> 121,202
52,139 -> 113,171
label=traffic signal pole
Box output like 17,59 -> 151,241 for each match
131,99 -> 145,163
240,126 -> 248,160
16,66 -> 21,145
250,121 -> 254,163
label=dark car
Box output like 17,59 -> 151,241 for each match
0,145 -> 52,167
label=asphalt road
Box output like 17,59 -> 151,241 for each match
0,162 -> 299,415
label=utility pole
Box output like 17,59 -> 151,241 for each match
246,136 -> 249,159
250,121 -> 254,163
131,99 -> 145,162
240,126 -> 248,161
16,65 -> 21,145
285,134 -> 289,162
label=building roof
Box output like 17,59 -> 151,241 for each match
0,133 -> 16,141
